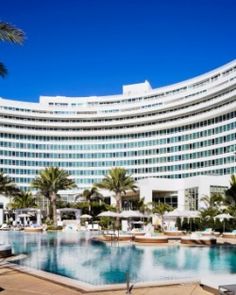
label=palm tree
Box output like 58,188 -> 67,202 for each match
152,202 -> 173,230
0,172 -> 19,197
10,191 -> 37,209
226,174 -> 236,205
200,193 -> 226,220
201,193 -> 226,208
96,168 -> 137,213
31,167 -> 76,226
76,186 -> 103,215
0,21 -> 25,77
95,167 -> 137,228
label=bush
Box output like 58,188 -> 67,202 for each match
175,217 -> 182,230
98,217 -> 114,230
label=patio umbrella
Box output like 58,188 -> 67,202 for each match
164,210 -> 200,231
130,221 -> 144,224
97,211 -> 120,218
215,213 -> 234,232
164,210 -> 200,218
119,210 -> 144,218
80,214 -> 92,219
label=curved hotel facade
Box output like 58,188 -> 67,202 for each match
0,60 -> 236,210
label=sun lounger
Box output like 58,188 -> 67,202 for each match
164,230 -> 186,236
134,235 -> 168,244
24,226 -> 43,232
222,230 -> 236,238
0,244 -> 12,257
0,224 -> 11,231
181,236 -> 216,246
219,284 -> 236,294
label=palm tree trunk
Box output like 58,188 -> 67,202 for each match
51,192 -> 57,226
115,193 -> 121,229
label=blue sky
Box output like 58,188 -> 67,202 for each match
0,0 -> 235,102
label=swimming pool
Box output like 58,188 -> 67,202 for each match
1,231 -> 236,285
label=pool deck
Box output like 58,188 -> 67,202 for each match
0,265 -> 212,295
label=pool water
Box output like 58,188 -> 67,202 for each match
1,231 -> 236,285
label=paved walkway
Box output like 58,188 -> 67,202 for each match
0,266 -> 213,295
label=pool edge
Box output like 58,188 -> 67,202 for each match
0,261 -> 202,292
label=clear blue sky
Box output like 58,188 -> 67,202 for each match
0,0 -> 235,102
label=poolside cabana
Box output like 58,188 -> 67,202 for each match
15,208 -> 42,226
56,208 -> 81,226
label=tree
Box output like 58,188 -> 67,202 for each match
201,193 -> 225,208
76,186 -> 103,215
0,21 -> 25,77
31,167 -> 76,226
152,202 -> 173,230
132,197 -> 148,214
200,193 -> 227,220
10,191 -> 37,209
96,168 -> 137,213
226,175 -> 236,205
0,172 -> 19,197
95,167 -> 137,228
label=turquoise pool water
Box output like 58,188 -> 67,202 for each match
1,231 -> 236,285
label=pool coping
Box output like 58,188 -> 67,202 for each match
0,259 -> 202,293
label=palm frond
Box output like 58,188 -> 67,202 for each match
0,62 -> 7,77
0,22 -> 25,44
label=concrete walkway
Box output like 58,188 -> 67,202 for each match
0,266 -> 213,295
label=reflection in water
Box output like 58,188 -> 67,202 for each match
1,231 -> 236,285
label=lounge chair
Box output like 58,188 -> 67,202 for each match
164,230 -> 186,237
200,228 -> 220,237
181,233 -> 217,246
134,234 -> 169,244
0,224 -> 11,231
24,225 -> 43,232
222,230 -> 236,239
0,244 -> 12,257
101,230 -> 133,242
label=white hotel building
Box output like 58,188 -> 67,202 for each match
0,60 -> 236,211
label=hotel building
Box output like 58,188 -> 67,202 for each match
0,60 -> 236,211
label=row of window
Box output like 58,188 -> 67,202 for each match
1,146 -> 236,167
2,98 -> 236,132
1,111 -> 236,142
1,156 -> 235,173
2,87 -> 235,124
1,131 -> 235,153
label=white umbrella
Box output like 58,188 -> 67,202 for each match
97,211 -> 120,218
164,209 -> 200,218
131,221 -> 144,224
215,213 -> 234,221
215,213 -> 234,232
164,209 -> 200,231
80,214 -> 92,219
120,210 -> 144,218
